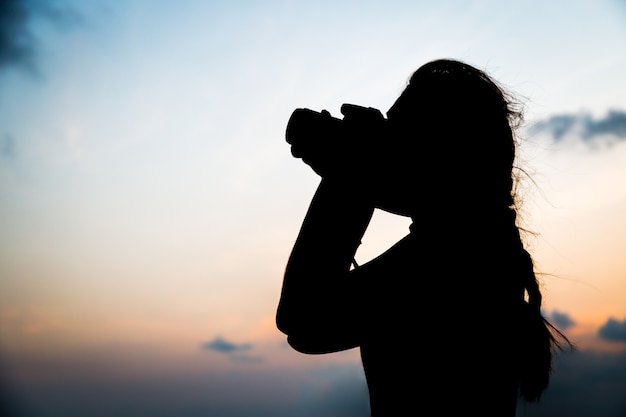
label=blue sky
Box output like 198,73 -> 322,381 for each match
1,1 -> 626,416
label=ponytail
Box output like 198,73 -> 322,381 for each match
507,208 -> 572,402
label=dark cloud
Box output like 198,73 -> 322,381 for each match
516,349 -> 626,417
0,0 -> 83,75
202,336 -> 252,353
0,0 -> 35,73
598,317 -> 626,342
529,109 -> 626,143
3,345 -> 626,417
547,310 -> 576,331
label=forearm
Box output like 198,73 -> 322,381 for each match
287,178 -> 373,275
276,177 -> 374,343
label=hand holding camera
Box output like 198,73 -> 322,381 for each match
285,104 -> 387,179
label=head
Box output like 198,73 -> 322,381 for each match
377,60 -> 571,401
375,58 -> 523,217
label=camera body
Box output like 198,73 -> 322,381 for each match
285,104 -> 386,161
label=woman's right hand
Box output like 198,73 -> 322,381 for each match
287,104 -> 387,182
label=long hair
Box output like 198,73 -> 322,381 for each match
392,58 -> 572,402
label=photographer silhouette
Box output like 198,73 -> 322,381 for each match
276,58 -> 570,416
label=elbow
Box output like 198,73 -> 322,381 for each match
275,306 -> 322,354
286,334 -> 323,354
276,308 -> 357,354
285,331 -> 356,355
275,292 -> 313,337
276,316 -> 311,354
276,309 -> 292,336
275,302 -> 295,336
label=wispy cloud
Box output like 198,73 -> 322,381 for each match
201,336 -> 263,363
202,336 -> 252,353
529,109 -> 626,143
598,316 -> 626,342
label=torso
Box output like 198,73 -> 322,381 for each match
356,230 -> 522,416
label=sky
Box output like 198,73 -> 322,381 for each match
0,0 -> 626,416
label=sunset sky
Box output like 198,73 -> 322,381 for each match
1,1 -> 626,416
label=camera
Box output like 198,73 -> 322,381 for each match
285,104 -> 386,159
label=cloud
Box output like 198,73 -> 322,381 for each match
6,346 -> 625,417
202,336 -> 253,353
547,310 -> 576,331
529,109 -> 626,143
516,349 -> 626,417
0,0 -> 35,72
0,0 -> 83,75
202,336 -> 265,364
598,317 -> 626,342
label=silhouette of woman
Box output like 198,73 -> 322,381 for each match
276,58 -> 570,416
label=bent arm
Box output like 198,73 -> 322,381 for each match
276,177 -> 374,354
